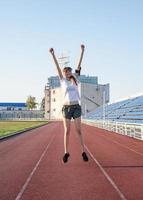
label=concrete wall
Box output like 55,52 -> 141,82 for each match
50,87 -> 63,119
44,85 -> 51,119
80,83 -> 109,116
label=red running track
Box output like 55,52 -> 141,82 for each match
0,121 -> 143,200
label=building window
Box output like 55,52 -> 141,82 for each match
53,90 -> 55,94
53,108 -> 56,112
53,98 -> 56,102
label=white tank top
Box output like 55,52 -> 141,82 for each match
61,78 -> 80,105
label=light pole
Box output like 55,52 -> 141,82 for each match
103,89 -> 106,121
84,103 -> 87,118
58,52 -> 70,68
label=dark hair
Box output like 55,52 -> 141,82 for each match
63,67 -> 72,72
69,75 -> 78,85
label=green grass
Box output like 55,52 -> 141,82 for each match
0,121 -> 48,138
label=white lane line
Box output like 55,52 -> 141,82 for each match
15,134 -> 56,200
85,145 -> 127,200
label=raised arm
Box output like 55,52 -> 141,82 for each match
49,48 -> 63,80
75,44 -> 85,75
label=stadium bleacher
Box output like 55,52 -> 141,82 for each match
84,95 -> 143,124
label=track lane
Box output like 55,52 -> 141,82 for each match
19,122 -> 122,200
0,122 -> 59,200
83,124 -> 143,200
1,122 -> 143,200
89,126 -> 143,155
15,133 -> 56,200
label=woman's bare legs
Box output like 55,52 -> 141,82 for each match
74,117 -> 88,161
74,117 -> 85,152
63,117 -> 71,154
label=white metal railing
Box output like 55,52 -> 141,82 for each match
82,119 -> 143,140
0,110 -> 44,120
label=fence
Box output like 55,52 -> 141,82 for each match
82,119 -> 143,140
0,110 -> 45,120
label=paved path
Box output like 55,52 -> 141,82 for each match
0,121 -> 143,200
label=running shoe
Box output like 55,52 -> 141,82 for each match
82,152 -> 88,162
63,153 -> 70,163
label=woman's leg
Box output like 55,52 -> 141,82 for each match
74,117 -> 85,152
63,117 -> 71,154
74,117 -> 88,161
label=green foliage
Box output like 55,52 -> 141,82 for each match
26,95 -> 37,110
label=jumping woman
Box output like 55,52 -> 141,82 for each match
49,44 -> 88,163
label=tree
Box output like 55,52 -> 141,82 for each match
26,95 -> 37,110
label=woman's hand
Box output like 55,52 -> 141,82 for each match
49,47 -> 63,80
76,44 -> 85,73
49,48 -> 54,54
81,44 -> 85,50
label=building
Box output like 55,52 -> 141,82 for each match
0,103 -> 27,111
45,75 -> 110,119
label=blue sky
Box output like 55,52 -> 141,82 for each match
0,0 -> 143,104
